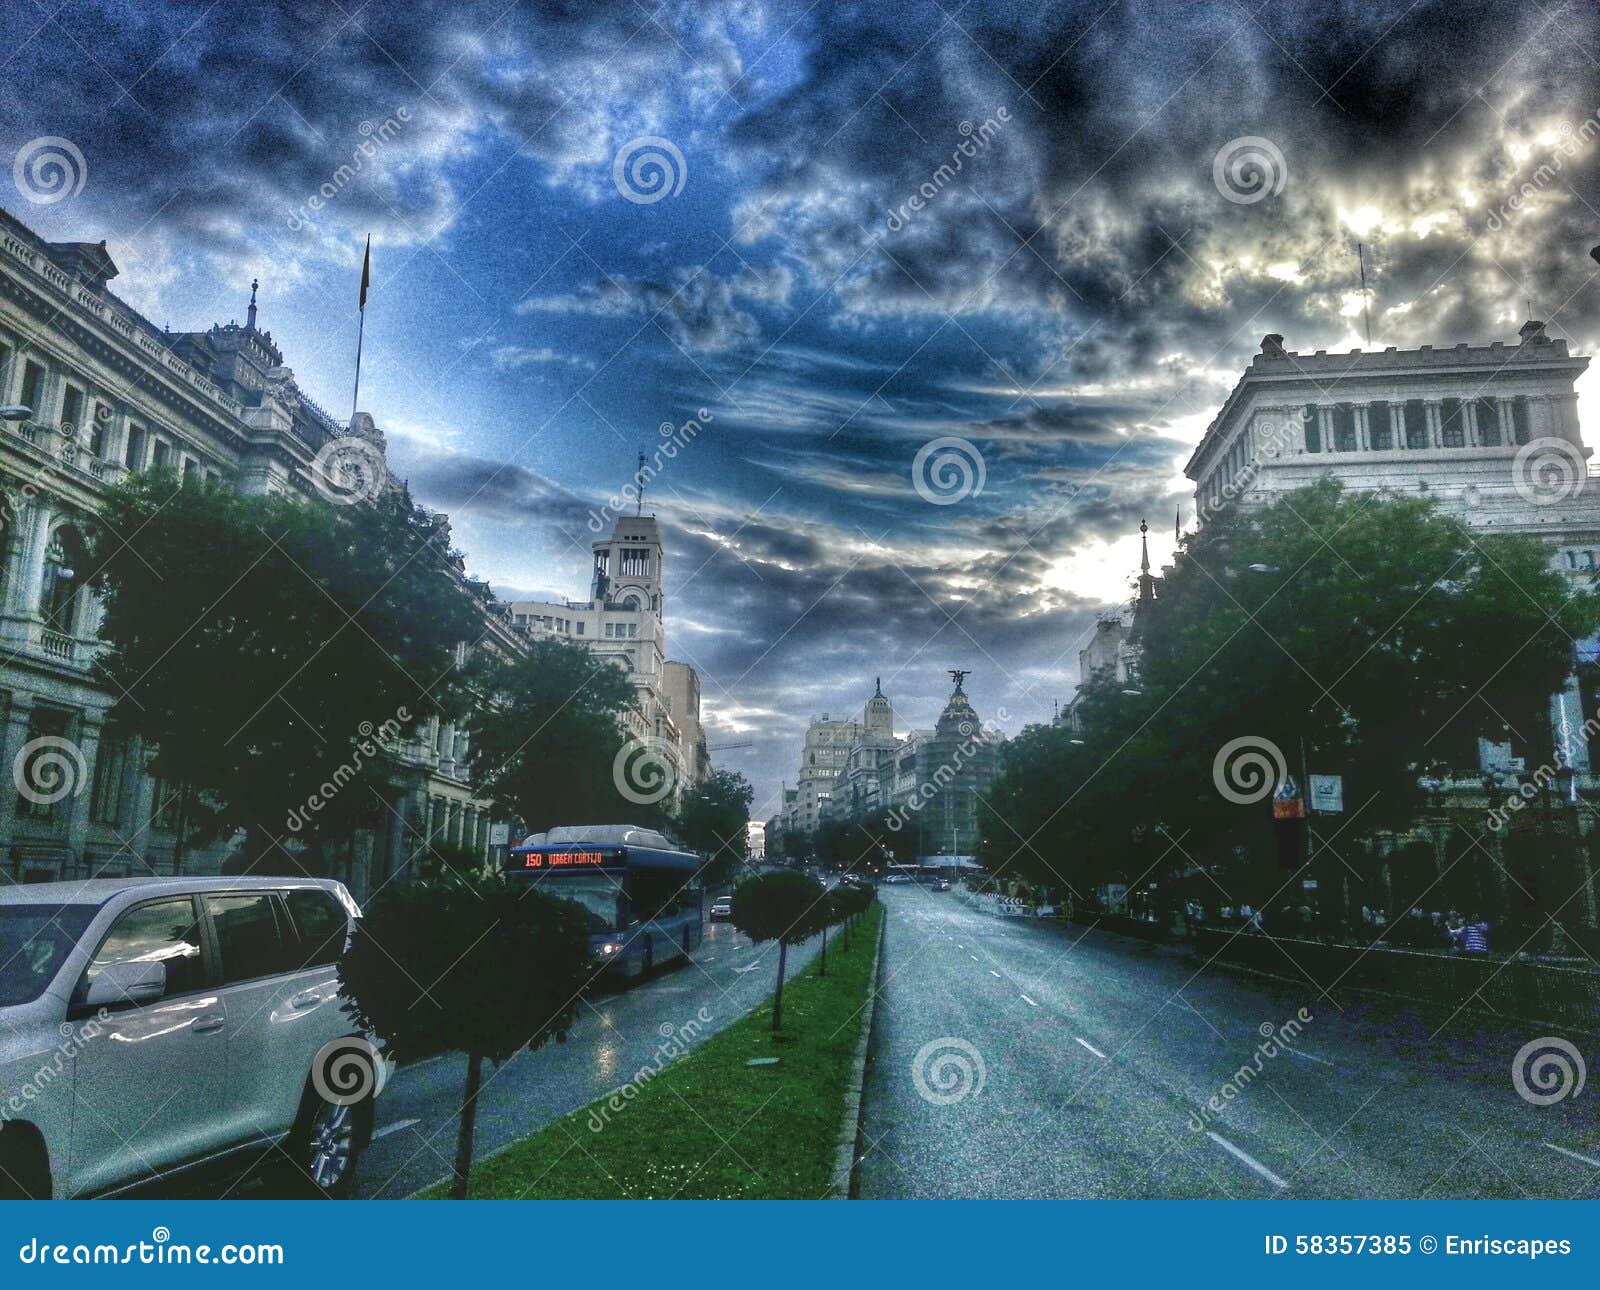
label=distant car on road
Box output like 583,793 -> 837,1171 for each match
709,895 -> 734,921
0,875 -> 377,1199
932,878 -> 951,891
882,874 -> 911,885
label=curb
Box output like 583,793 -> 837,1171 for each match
830,907 -> 885,1200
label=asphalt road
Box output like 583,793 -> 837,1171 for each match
156,915 -> 824,1199
857,886 -> 1600,1199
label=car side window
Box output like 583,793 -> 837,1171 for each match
205,894 -> 294,985
283,889 -> 348,969
78,898 -> 204,1002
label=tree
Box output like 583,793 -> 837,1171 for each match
673,769 -> 754,885
730,870 -> 828,1030
985,482 -> 1600,920
340,871 -> 594,1198
465,637 -> 643,834
90,472 -> 483,868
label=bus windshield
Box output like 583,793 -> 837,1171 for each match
538,873 -> 626,933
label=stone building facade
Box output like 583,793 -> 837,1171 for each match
0,204 -> 511,895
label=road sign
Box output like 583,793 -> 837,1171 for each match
489,822 -> 511,845
1308,774 -> 1344,814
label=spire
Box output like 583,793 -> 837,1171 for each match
636,449 -> 646,516
874,676 -> 883,698
1137,518 -> 1156,607
246,278 -> 258,330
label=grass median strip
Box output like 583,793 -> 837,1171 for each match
422,902 -> 884,1200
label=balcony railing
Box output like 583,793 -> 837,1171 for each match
39,629 -> 76,662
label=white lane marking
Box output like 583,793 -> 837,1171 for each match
1286,1047 -> 1333,1067
732,962 -> 763,974
1543,1142 -> 1600,1169
956,943 -> 964,949
1019,994 -> 1038,1007
372,1118 -> 421,1141
1074,1036 -> 1107,1060
970,954 -> 979,961
1206,1131 -> 1288,1189
990,970 -> 1002,978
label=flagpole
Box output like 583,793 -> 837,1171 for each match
350,307 -> 365,426
351,234 -> 371,426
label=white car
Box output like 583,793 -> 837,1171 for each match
0,875 -> 378,1198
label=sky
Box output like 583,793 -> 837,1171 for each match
3,0 -> 1599,819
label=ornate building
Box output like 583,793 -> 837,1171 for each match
0,204 -> 513,894
499,512 -> 709,799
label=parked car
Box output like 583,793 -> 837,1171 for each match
932,879 -> 951,892
0,875 -> 380,1199
709,894 -> 734,921
882,874 -> 911,885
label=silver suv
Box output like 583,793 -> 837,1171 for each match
0,875 -> 379,1198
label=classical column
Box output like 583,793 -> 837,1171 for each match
17,501 -> 52,619
1317,406 -> 1334,452
115,734 -> 155,873
1354,404 -> 1370,452
1462,401 -> 1479,448
64,711 -> 103,875
1425,401 -> 1443,449
1390,403 -> 1405,449
1497,397 -> 1516,444
0,695 -> 35,871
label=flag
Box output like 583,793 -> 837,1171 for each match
358,234 -> 371,311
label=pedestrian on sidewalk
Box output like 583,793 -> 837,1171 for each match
1458,914 -> 1491,954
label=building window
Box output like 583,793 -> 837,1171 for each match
1474,397 -> 1501,446
1510,397 -> 1531,445
43,527 -> 85,635
90,730 -> 128,825
89,402 -> 110,457
1440,398 -> 1465,448
1299,412 -> 1324,460
61,383 -> 83,432
1368,401 -> 1393,450
575,621 -> 584,636
17,707 -> 73,823
124,424 -> 146,469
20,361 -> 45,415
1331,404 -> 1357,451
152,440 -> 173,470
1403,401 -> 1428,449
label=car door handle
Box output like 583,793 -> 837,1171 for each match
191,1012 -> 226,1034
289,991 -> 321,1010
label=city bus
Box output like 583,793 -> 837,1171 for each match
506,825 -> 704,982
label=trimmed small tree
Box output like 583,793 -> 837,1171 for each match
340,871 -> 594,1198
731,870 -> 828,1031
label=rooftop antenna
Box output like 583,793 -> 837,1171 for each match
1356,242 -> 1372,347
636,449 -> 646,515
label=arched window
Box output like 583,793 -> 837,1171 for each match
43,526 -> 86,635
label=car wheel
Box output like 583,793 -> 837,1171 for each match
0,1125 -> 51,1199
288,1075 -> 372,1198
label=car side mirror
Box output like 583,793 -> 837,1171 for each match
84,960 -> 166,1009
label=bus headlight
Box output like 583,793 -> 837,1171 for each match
600,942 -> 622,955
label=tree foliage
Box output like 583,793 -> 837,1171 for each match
731,869 -> 830,1030
673,769 -> 753,885
90,472 -> 482,861
465,636 -> 643,834
340,871 -> 594,1196
983,482 -> 1600,904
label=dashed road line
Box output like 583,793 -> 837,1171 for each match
990,970 -> 1002,978
1206,1131 -> 1288,1189
1074,1036 -> 1107,1060
1286,1047 -> 1333,1067
1019,994 -> 1038,1007
372,1118 -> 421,1141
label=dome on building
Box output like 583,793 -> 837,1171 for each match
935,670 -> 981,737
